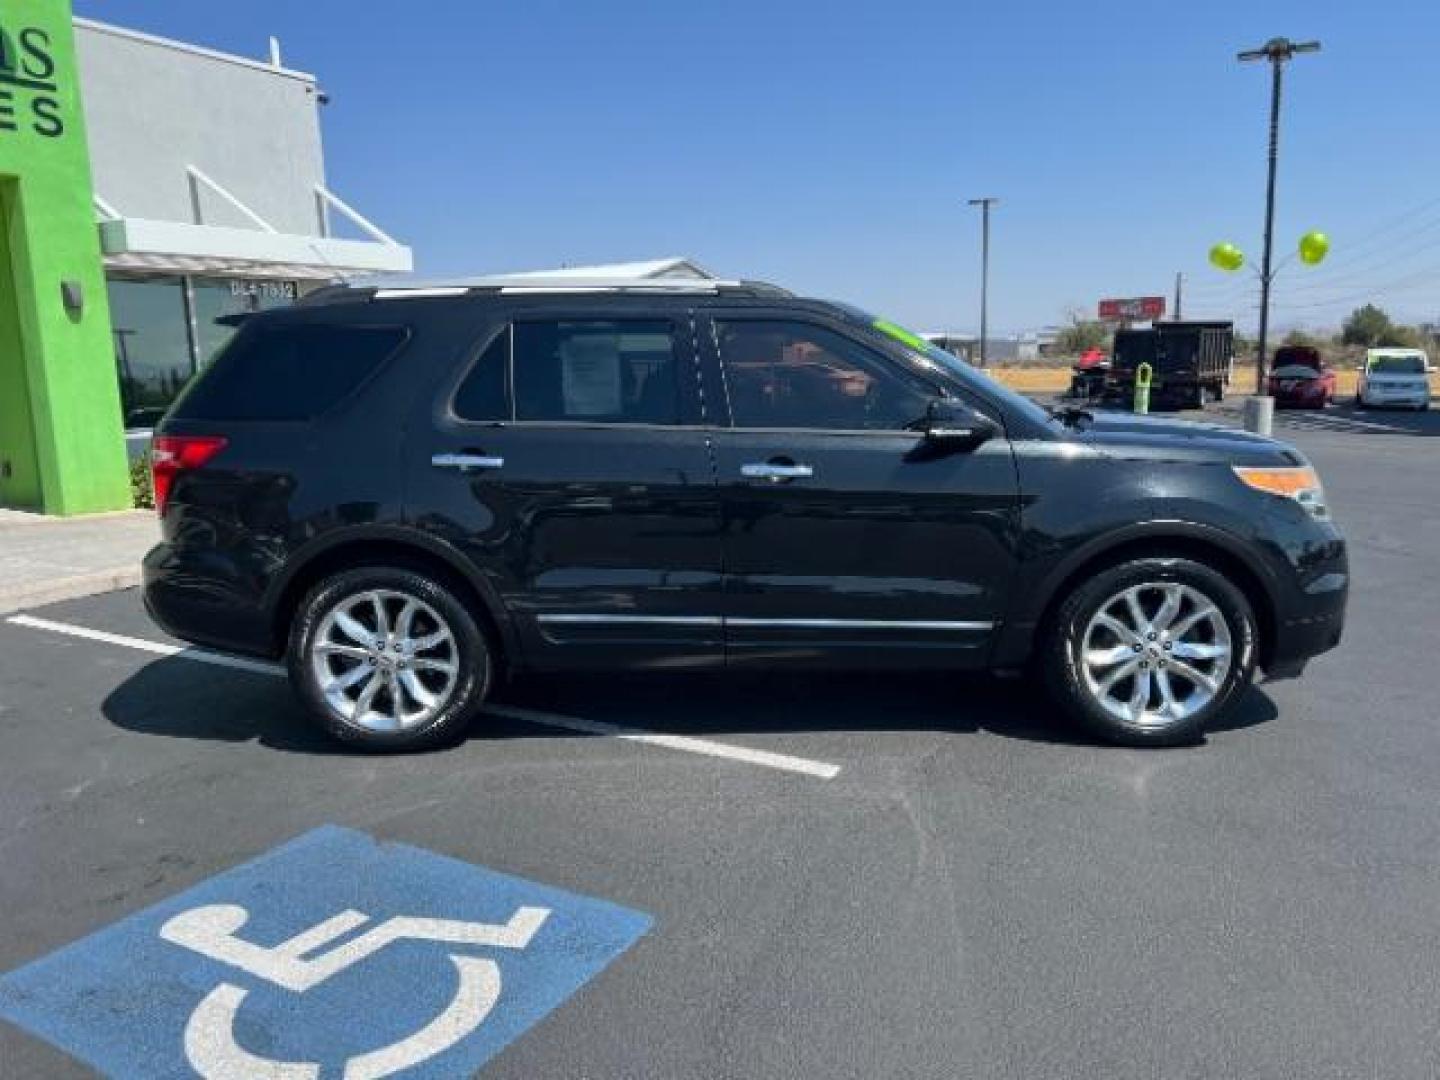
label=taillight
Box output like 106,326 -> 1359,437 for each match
150,435 -> 227,515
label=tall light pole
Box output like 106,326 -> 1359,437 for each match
968,197 -> 998,368
1238,36 -> 1320,398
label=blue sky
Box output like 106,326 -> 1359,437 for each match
75,0 -> 1440,334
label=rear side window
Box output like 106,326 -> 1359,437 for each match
452,329 -> 510,421
512,320 -> 680,424
172,322 -> 408,422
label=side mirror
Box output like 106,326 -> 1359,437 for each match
918,399 -> 998,450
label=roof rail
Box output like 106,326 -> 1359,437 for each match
295,275 -> 794,307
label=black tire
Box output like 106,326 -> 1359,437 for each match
287,566 -> 492,751
1042,556 -> 1258,747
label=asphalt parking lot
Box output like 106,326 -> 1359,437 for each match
1,400 -> 1437,1079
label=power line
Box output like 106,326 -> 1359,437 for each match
1306,194 -> 1440,265
1267,264 -> 1440,310
1175,194 -> 1440,313
1283,224 -> 1440,290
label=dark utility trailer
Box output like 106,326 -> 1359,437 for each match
1107,321 -> 1234,409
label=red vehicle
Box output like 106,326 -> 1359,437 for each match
1268,345 -> 1336,409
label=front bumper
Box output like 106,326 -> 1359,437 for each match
1362,387 -> 1430,407
1263,533 -> 1348,679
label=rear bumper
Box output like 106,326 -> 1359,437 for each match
143,542 -> 277,658
1270,386 -> 1330,408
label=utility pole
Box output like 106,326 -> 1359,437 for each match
1238,36 -> 1320,398
1174,271 -> 1184,320
967,197 -> 998,368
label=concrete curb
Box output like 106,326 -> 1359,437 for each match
0,508 -> 152,526
0,567 -> 143,616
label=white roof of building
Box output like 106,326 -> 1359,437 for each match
74,16 -> 316,83
495,257 -> 717,281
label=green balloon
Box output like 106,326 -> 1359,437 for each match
1299,231 -> 1330,265
1209,242 -> 1245,272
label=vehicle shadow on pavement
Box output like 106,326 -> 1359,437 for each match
500,669 -> 1279,748
100,659 -> 1279,753
101,661 -> 353,755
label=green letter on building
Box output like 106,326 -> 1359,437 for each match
0,0 -> 130,514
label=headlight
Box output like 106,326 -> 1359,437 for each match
1232,465 -> 1329,520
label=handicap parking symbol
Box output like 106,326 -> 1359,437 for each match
0,826 -> 652,1078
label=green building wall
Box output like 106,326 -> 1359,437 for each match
0,0 -> 130,514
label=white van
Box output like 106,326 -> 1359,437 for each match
1357,349 -> 1433,410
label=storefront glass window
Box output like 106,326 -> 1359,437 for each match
107,277 -> 193,430
191,278 -> 298,368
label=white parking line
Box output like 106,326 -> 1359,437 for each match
484,704 -> 842,780
4,614 -> 841,781
6,614 -> 285,676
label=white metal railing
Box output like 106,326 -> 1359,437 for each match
314,185 -> 401,247
186,166 -> 277,232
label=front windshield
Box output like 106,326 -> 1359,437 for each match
858,312 -> 1054,427
1369,354 -> 1426,375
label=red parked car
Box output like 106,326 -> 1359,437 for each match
1268,345 -> 1336,408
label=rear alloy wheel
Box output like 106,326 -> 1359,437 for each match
288,567 -> 491,750
1045,557 -> 1257,746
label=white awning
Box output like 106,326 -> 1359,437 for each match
496,257 -> 717,281
99,218 -> 413,280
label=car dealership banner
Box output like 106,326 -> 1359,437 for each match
1098,296 -> 1166,322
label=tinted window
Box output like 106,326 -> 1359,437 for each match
716,320 -> 933,430
453,329 -> 510,421
512,320 -> 680,424
1369,354 -> 1426,374
107,277 -> 193,427
173,322 -> 407,422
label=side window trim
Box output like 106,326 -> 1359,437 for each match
707,314 -> 943,434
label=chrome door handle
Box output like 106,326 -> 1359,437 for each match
431,452 -> 505,471
740,462 -> 814,481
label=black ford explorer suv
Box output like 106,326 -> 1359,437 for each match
142,275 -> 1347,750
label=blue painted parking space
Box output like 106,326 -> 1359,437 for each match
0,825 -> 652,1078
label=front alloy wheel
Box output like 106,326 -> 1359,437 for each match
1046,556 -> 1257,746
1080,583 -> 1232,731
